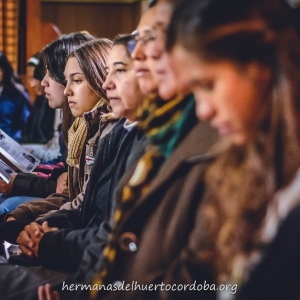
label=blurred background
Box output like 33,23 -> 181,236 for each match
0,0 -> 147,102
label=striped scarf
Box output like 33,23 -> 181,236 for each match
90,94 -> 197,299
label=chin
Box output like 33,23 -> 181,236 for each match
159,87 -> 176,101
140,84 -> 158,97
230,134 -> 248,146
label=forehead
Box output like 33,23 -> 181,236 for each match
65,57 -> 80,72
137,7 -> 156,30
155,2 -> 172,26
107,45 -> 130,65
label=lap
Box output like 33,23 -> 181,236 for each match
0,196 -> 42,215
0,263 -> 70,300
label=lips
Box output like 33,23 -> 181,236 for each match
135,68 -> 149,78
68,101 -> 76,107
108,97 -> 120,104
44,90 -> 50,97
216,123 -> 232,135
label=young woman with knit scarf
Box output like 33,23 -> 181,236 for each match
0,38 -> 115,248
0,32 -> 95,223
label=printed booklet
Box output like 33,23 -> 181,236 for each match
0,129 -> 40,183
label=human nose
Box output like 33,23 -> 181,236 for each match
28,78 -> 36,88
102,73 -> 115,91
64,81 -> 73,97
41,74 -> 49,87
131,41 -> 146,61
195,97 -> 216,121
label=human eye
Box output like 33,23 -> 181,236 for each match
73,78 -> 82,84
200,79 -> 214,91
116,68 -> 126,74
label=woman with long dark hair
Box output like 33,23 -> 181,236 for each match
0,32 -> 95,219
167,0 -> 300,298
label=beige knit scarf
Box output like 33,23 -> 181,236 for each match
66,100 -> 105,168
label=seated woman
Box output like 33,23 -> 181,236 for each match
0,33 -> 95,219
0,37 -> 115,247
160,0 -> 300,299
0,51 -> 31,141
21,53 -> 60,163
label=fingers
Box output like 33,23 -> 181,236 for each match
26,222 -> 43,237
18,243 -> 33,258
39,283 -> 60,300
38,285 -> 46,300
42,221 -> 51,233
52,290 -> 60,300
17,230 -> 34,257
17,229 -> 34,249
42,221 -> 58,233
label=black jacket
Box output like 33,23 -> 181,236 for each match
12,172 -> 57,198
37,119 -> 146,273
237,203 -> 300,300
20,95 -> 56,144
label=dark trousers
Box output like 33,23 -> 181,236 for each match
0,263 -> 70,300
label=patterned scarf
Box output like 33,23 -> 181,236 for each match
67,100 -> 106,168
90,94 -> 197,299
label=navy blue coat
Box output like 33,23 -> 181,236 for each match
0,86 -> 31,141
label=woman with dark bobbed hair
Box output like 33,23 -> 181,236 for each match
167,0 -> 300,299
0,51 -> 30,141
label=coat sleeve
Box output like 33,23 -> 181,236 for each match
6,188 -> 70,222
12,172 -> 57,198
58,177 -> 89,210
38,222 -> 110,274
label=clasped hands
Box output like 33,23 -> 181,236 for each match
16,221 -> 58,258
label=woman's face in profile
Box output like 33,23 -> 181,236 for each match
171,45 -> 272,145
41,72 -> 66,109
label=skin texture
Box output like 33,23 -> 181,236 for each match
38,284 -> 60,300
41,73 -> 66,109
55,172 -> 68,194
27,65 -> 44,96
64,57 -> 99,118
171,45 -> 272,145
17,221 -> 58,258
103,45 -> 144,122
145,1 -> 183,100
131,7 -> 158,96
0,173 -> 17,196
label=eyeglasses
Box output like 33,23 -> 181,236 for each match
127,27 -> 157,54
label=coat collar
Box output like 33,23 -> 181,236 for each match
137,121 -> 218,203
116,121 -> 219,214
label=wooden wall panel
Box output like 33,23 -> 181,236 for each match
26,0 -> 41,60
41,2 -> 142,40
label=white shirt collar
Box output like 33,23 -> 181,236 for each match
123,120 -> 138,132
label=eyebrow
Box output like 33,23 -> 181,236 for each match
113,62 -> 126,67
64,72 -> 84,77
71,72 -> 83,76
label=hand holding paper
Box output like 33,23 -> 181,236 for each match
0,172 -> 16,195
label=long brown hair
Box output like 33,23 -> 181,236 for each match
168,0 -> 300,281
68,38 -> 113,103
42,32 -> 95,145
